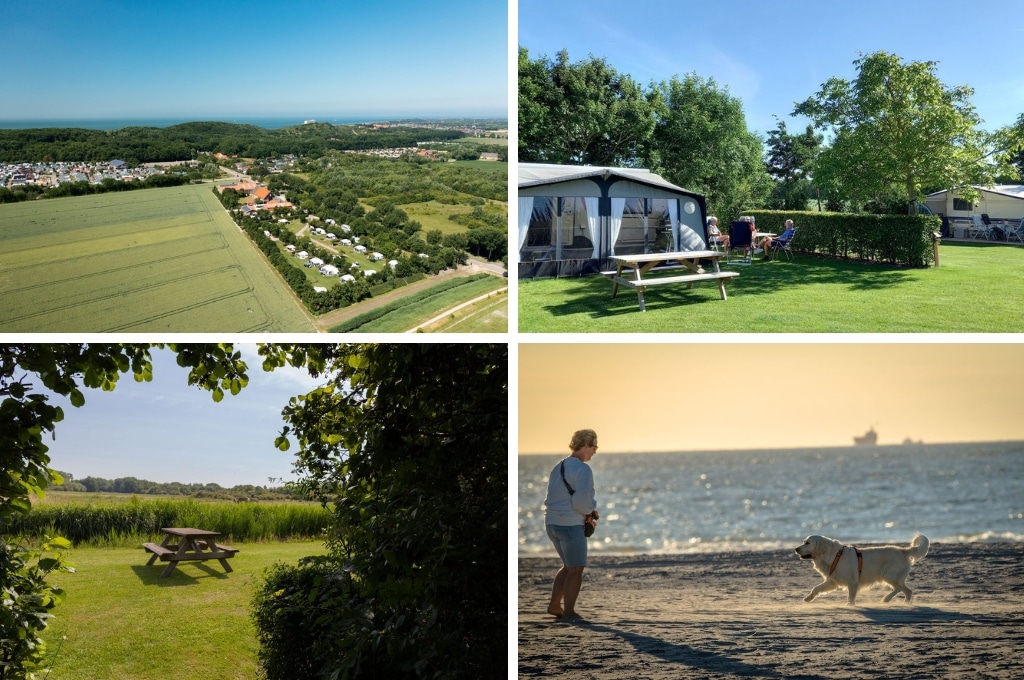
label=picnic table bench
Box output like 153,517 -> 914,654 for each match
143,527 -> 238,578
605,250 -> 739,311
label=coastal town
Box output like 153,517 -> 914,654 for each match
1,159 -> 163,189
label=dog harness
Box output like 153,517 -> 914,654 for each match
827,546 -> 863,577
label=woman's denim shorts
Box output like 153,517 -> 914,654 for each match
546,523 -> 587,567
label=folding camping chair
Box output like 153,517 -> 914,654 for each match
725,220 -> 754,265
1007,218 -> 1024,245
768,227 -> 798,261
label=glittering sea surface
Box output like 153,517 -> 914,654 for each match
518,442 -> 1024,556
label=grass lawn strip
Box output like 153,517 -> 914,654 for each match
432,291 -> 509,333
336,275 -> 505,332
518,242 -> 1024,333
41,541 -> 325,680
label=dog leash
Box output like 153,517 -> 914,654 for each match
827,546 -> 863,576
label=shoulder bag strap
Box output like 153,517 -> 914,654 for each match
559,460 -> 575,495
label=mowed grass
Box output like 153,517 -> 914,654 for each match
0,184 -> 315,332
423,287 -> 509,333
518,241 -> 1024,332
353,275 -> 508,332
40,541 -> 325,680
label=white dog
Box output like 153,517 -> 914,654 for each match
794,534 -> 929,605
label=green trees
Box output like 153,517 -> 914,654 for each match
649,74 -> 772,218
518,48 -> 770,216
253,344 -> 507,679
764,119 -> 822,210
518,47 -> 654,166
795,51 -> 989,213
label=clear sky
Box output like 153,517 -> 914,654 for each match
517,0 -> 1024,136
518,343 -> 1024,455
42,346 -> 325,487
0,0 -> 507,120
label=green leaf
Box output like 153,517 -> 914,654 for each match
211,388 -> 224,403
69,390 -> 85,408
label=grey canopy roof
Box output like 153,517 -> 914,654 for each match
518,163 -> 696,196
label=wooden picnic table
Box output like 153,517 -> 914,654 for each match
142,527 -> 238,578
607,250 -> 739,311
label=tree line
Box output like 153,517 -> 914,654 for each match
520,47 -> 1024,219
49,470 -> 295,500
0,121 -> 470,165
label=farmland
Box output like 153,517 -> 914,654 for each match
0,183 -> 315,332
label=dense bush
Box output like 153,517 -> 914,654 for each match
251,558 -> 355,680
251,345 -> 506,679
746,210 -> 941,267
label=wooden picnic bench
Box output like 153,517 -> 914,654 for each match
143,527 -> 238,578
606,250 -> 739,311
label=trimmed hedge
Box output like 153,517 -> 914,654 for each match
746,210 -> 941,267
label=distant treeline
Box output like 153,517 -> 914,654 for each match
52,471 -> 296,501
0,121 -> 468,164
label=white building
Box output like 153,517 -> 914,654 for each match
319,264 -> 340,276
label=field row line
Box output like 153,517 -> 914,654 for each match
1,264 -> 251,326
0,237 -> 230,295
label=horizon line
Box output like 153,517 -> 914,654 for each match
518,438 -> 1024,456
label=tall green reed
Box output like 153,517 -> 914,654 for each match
11,497 -> 330,547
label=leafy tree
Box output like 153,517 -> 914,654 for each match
764,119 -> 823,210
649,74 -> 772,218
465,226 -> 508,261
518,47 -> 655,166
255,344 -> 506,680
795,51 -> 989,213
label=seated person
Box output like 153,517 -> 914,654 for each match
757,219 -> 795,259
706,216 -> 730,251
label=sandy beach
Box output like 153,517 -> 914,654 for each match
518,543 -> 1024,679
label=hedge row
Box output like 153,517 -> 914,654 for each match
745,210 -> 942,267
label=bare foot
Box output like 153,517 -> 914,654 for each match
546,606 -> 564,618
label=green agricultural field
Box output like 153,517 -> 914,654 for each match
0,184 -> 315,332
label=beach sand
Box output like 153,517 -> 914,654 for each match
518,543 -> 1024,679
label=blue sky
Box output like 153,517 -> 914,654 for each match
518,0 -> 1024,137
0,0 -> 508,120
42,346 -> 325,487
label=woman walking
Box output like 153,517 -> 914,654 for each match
544,428 -> 599,620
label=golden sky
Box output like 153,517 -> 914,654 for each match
518,343 -> 1024,454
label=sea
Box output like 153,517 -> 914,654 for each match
0,115 -> 449,130
518,441 -> 1024,557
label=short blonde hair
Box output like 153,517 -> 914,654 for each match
569,429 -> 598,452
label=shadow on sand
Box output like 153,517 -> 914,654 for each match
576,620 -> 785,678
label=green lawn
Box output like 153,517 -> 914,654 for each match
41,541 -> 325,680
518,241 -> 1024,332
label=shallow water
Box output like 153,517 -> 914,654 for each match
518,441 -> 1024,555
